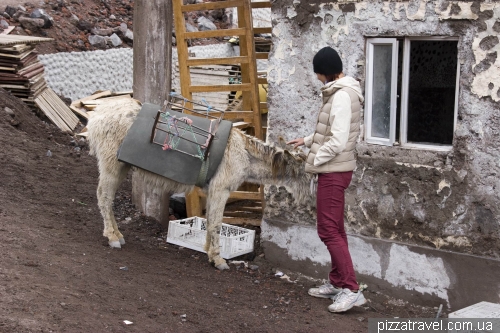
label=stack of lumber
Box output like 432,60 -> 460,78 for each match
0,36 -> 52,106
35,88 -> 79,132
71,90 -> 134,137
0,35 -> 83,133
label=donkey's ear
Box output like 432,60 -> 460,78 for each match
277,136 -> 287,149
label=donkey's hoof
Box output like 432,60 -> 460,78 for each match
119,238 -> 125,245
216,263 -> 230,270
109,240 -> 122,248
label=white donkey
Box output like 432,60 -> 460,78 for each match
87,99 -> 312,270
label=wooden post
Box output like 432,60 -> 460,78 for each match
132,0 -> 173,224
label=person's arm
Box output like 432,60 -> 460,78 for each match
304,133 -> 314,148
313,91 -> 352,166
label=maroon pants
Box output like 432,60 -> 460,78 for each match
316,171 -> 359,291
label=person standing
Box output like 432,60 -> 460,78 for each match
287,46 -> 365,313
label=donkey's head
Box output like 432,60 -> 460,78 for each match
270,137 -> 314,207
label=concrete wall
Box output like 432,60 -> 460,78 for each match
264,0 -> 500,309
39,43 -> 265,101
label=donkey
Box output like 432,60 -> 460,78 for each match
87,98 -> 312,270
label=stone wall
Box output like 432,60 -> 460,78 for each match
263,0 -> 500,308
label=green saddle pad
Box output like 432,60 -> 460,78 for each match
117,103 -> 232,186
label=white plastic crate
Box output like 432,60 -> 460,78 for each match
166,216 -> 255,259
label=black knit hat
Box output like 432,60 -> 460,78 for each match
313,47 -> 343,75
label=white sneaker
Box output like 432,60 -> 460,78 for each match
308,283 -> 342,299
327,288 -> 367,313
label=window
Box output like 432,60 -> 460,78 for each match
364,37 -> 459,150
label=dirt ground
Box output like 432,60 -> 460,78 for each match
0,88 -> 441,332
1,1 -> 441,331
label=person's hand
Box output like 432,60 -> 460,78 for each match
287,138 -> 305,149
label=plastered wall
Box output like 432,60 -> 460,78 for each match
39,43 -> 247,101
265,0 -> 500,265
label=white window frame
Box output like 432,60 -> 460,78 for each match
365,36 -> 460,151
364,38 -> 399,146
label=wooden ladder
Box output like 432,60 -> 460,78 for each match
173,0 -> 271,224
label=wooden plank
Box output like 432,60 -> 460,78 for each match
35,94 -> 72,132
0,49 -> 34,59
216,111 -> 255,121
0,26 -> 15,35
71,90 -> 112,107
45,88 -> 79,129
0,34 -> 53,46
181,0 -> 244,12
257,77 -> 267,85
184,28 -> 246,39
95,94 -> 132,102
111,90 -> 133,96
256,52 -> 269,60
186,56 -> 249,67
222,217 -> 262,226
232,121 -> 250,129
197,190 -> 262,200
251,1 -> 271,9
189,83 -> 251,93
225,206 -> 263,213
254,27 -> 272,34
70,105 -> 89,120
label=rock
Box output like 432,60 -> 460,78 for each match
12,10 -> 26,21
0,19 -> 8,29
119,22 -> 127,34
185,22 -> 198,33
18,17 -> 44,31
123,29 -> 133,42
109,14 -> 116,19
88,34 -> 107,48
76,20 -> 93,32
91,27 -> 114,36
30,8 -> 53,28
108,33 -> 122,47
208,9 -> 224,21
4,6 -> 17,17
17,5 -> 26,12
69,14 -> 79,25
4,107 -> 14,117
249,265 -> 259,271
78,138 -> 87,147
197,16 -> 217,31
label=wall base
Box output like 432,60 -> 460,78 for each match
261,219 -> 500,311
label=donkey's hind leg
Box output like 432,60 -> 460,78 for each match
204,188 -> 230,270
97,162 -> 131,248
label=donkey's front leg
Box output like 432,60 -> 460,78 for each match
204,188 -> 230,270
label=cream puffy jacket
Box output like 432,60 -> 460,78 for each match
304,76 -> 364,173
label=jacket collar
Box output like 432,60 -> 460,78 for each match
321,81 -> 340,103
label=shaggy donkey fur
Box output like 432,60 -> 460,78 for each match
87,99 -> 312,270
